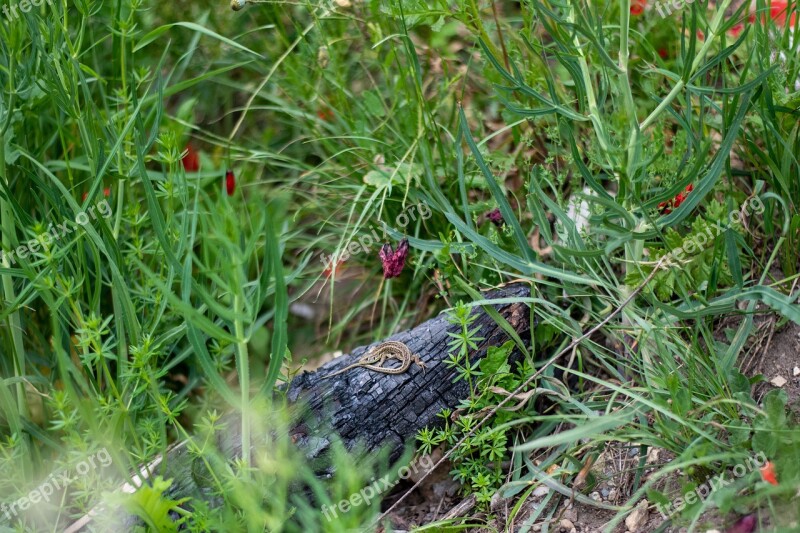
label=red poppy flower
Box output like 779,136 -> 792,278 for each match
769,1 -> 796,27
760,461 -> 778,485
658,48 -> 669,59
378,238 -> 409,279
225,169 -> 236,196
82,188 -> 111,202
322,255 -> 346,278
659,184 -> 693,215
182,144 -> 200,172
630,0 -> 646,15
728,23 -> 744,37
317,107 -> 334,121
725,515 -> 757,533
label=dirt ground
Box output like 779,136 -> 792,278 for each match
748,317 -> 800,411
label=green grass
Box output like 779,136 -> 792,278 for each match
1,0 -> 799,531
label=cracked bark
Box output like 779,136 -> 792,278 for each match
285,282 -> 532,466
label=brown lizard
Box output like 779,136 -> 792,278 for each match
321,341 -> 426,379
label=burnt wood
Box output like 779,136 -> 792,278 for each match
285,282 -> 532,465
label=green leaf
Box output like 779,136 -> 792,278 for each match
264,206 -> 288,391
727,368 -> 751,395
135,22 -> 264,59
363,163 -> 420,188
115,476 -> 188,532
661,90 -> 753,226
763,389 -> 787,426
752,429 -> 777,457
672,388 -> 691,417
728,425 -> 752,447
480,341 -> 514,375
513,410 -> 635,451
458,106 -> 536,265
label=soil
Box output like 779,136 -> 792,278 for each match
749,318 -> 800,411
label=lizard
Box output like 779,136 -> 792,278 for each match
321,341 -> 426,379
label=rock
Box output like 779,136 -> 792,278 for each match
625,499 -> 649,532
601,488 -> 610,498
590,491 -> 602,501
793,366 -> 800,377
771,375 -> 788,387
490,491 -> 506,512
532,485 -> 549,498
646,447 -> 661,464
560,518 -> 575,531
563,505 -> 578,522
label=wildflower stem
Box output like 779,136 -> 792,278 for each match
0,128 -> 28,422
569,3 -> 614,169
234,292 -> 251,471
619,0 -> 641,190
466,0 -> 503,63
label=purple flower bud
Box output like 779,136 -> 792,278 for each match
378,238 -> 409,279
487,208 -> 504,227
725,515 -> 756,533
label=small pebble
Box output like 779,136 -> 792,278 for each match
793,366 -> 800,377
771,375 -> 788,387
532,485 -> 549,498
647,447 -> 662,464
590,491 -> 602,501
563,506 -> 578,522
601,488 -> 610,498
625,499 -> 649,532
